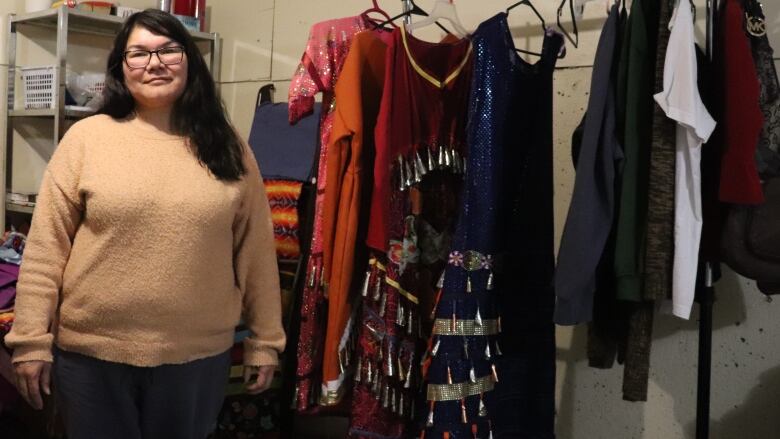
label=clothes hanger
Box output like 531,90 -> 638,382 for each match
361,0 -> 396,27
505,0 -> 551,58
406,0 -> 469,37
257,84 -> 275,106
557,0 -> 579,48
375,0 -> 451,34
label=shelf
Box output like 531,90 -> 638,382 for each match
11,7 -> 217,42
10,106 -> 95,118
5,201 -> 35,215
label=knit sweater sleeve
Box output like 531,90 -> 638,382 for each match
235,146 -> 286,367
6,128 -> 85,363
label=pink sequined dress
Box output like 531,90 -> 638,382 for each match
288,14 -> 369,411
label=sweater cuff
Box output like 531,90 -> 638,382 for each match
10,345 -> 53,364
242,339 -> 280,367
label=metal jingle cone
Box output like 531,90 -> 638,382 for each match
404,158 -> 414,188
479,395 -> 488,417
426,402 -> 435,427
486,270 -> 495,290
386,344 -> 394,377
469,365 -> 477,383
407,309 -> 414,335
463,337 -> 469,360
444,147 -> 452,168
373,273 -> 383,301
399,394 -> 405,417
415,150 -> 427,176
398,156 -> 406,191
396,302 -> 404,326
390,387 -> 397,413
382,384 -> 390,408
361,270 -> 371,297
412,157 -> 422,184
432,338 -> 441,357
308,264 -> 317,288
460,398 -> 468,423
447,365 -> 453,385
475,307 -> 483,327
495,340 -> 503,356
436,271 -> 446,289
484,342 -> 492,360
397,355 -> 404,382
373,373 -> 381,398
366,360 -> 373,383
428,145 -> 436,171
438,145 -> 445,167
491,364 -> 499,382
354,358 -> 363,383
404,352 -> 414,388
379,290 -> 388,317
466,275 -> 473,293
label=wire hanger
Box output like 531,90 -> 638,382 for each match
376,0 -> 451,34
505,0 -> 549,58
361,0 -> 396,27
556,0 -> 579,48
406,0 -> 469,37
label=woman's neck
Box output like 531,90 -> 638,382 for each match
133,106 -> 174,133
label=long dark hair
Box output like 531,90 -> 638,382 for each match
99,8 -> 245,181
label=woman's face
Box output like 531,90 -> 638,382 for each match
122,26 -> 188,112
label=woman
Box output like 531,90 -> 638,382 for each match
5,9 -> 285,439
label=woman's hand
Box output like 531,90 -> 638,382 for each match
13,360 -> 51,410
243,365 -> 275,394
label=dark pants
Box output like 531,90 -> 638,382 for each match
53,348 -> 231,439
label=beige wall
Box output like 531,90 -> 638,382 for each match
2,1 -> 780,438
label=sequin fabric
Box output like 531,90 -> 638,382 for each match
422,15 -> 563,438
288,15 -> 368,412
349,27 -> 472,438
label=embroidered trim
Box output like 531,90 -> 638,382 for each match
432,318 -> 499,336
400,24 -> 473,89
448,250 -> 493,271
426,375 -> 495,401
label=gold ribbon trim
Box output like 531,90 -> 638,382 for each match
432,318 -> 499,336
427,375 -> 495,401
368,258 -> 420,305
400,24 -> 473,89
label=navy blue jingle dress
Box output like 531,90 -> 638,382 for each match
421,13 -> 562,439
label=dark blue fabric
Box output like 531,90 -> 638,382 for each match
554,5 -> 623,324
422,14 -> 561,438
247,102 -> 320,182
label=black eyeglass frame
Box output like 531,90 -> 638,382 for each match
123,46 -> 186,69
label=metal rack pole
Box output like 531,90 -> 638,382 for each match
402,0 -> 412,24
696,2 -> 718,438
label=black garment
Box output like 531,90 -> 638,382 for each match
555,4 -> 624,325
54,348 -> 230,439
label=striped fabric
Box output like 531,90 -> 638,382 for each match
263,179 -> 303,260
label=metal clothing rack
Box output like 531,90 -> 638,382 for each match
697,1 -> 717,438
402,0 -> 413,24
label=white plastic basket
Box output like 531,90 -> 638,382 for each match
21,66 -> 56,110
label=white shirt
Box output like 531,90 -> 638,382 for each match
653,0 -> 717,319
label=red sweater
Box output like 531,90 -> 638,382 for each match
718,0 -> 764,204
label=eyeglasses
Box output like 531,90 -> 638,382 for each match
123,46 -> 185,69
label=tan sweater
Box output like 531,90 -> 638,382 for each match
5,114 -> 285,367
